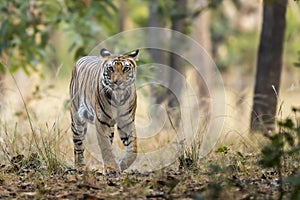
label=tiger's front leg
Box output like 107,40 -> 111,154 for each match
95,117 -> 120,172
117,120 -> 137,171
71,114 -> 87,167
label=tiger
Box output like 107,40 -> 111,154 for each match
69,48 -> 139,171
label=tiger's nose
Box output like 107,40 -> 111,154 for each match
114,80 -> 122,86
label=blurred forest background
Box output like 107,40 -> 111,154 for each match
0,0 -> 300,199
0,0 -> 299,130
0,0 -> 299,155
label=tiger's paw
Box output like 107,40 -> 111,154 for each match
119,160 -> 129,171
103,165 -> 121,176
75,156 -> 86,169
119,153 -> 137,171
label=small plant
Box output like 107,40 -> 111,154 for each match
178,140 -> 200,170
215,146 -> 246,171
215,146 -> 230,155
260,107 -> 300,200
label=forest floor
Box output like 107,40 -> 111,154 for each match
0,79 -> 299,199
0,151 -> 297,200
0,67 -> 299,199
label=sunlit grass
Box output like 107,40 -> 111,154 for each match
0,67 -> 299,172
0,67 -> 298,199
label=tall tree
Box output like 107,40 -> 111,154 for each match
118,0 -> 126,32
147,0 -> 168,104
166,0 -> 188,128
0,0 -> 116,74
168,0 -> 187,108
191,0 -> 212,107
250,0 -> 288,132
0,0 -> 116,100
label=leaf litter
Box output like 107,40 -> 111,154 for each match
0,151 -> 298,199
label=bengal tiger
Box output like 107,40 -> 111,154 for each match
70,48 -> 139,171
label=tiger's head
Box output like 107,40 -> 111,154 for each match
100,48 -> 139,91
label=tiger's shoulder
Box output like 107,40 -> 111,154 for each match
74,56 -> 102,71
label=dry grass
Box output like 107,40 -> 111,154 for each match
0,69 -> 299,199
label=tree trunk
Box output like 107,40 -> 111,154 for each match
250,0 -> 287,132
167,0 -> 187,108
166,0 -> 188,128
191,1 -> 212,112
118,0 -> 126,33
148,0 -> 168,104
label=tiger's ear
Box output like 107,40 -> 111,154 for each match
127,49 -> 139,60
100,48 -> 112,57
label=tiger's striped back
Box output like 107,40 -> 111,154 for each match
70,56 -> 101,123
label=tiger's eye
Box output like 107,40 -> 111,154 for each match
107,65 -> 114,72
123,66 -> 130,72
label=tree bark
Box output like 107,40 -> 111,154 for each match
167,0 -> 187,108
250,0 -> 287,132
148,0 -> 168,104
118,0 -> 126,33
165,0 -> 188,128
191,2 -> 211,108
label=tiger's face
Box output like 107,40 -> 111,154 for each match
101,49 -> 139,91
